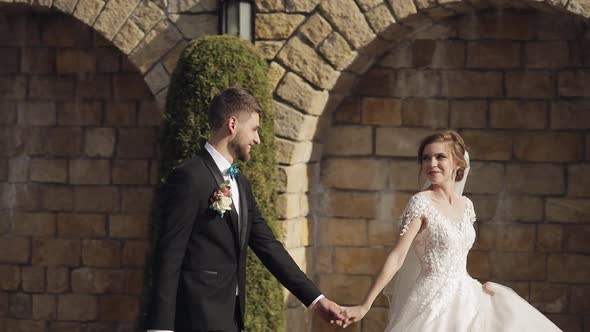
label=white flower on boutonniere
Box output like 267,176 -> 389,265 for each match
210,180 -> 232,217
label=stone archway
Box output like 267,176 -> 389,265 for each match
0,1 -> 221,330
0,6 -> 156,330
1,0 -> 219,107
265,1 -> 590,331
270,0 -> 590,165
3,0 -> 589,330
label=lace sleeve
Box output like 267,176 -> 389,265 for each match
466,197 -> 476,224
399,194 -> 426,236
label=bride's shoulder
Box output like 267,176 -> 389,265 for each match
462,196 -> 477,223
414,190 -> 430,198
413,190 -> 435,202
462,195 -> 474,206
400,192 -> 429,224
407,191 -> 431,208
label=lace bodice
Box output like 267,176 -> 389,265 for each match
387,192 -> 562,332
397,192 -> 477,320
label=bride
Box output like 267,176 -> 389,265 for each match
342,130 -> 561,331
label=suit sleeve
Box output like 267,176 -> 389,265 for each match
149,167 -> 202,330
245,181 -> 322,307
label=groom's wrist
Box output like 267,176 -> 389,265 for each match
309,294 -> 325,309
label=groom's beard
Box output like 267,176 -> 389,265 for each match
229,137 -> 251,162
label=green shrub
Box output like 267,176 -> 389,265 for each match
141,35 -> 283,332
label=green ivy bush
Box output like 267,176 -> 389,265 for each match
141,35 -> 283,332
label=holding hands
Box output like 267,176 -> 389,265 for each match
313,297 -> 348,327
340,304 -> 370,327
313,298 -> 369,328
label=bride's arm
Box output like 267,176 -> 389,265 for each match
343,216 -> 423,325
362,216 -> 423,309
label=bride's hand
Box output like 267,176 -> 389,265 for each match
482,282 -> 495,296
340,304 -> 369,328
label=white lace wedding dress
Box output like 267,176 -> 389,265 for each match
385,192 -> 562,332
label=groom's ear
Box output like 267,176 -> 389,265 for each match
227,116 -> 238,135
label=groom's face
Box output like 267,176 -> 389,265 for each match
229,112 -> 261,162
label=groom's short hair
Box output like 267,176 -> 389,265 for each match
208,87 -> 262,130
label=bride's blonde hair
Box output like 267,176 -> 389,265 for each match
418,130 -> 468,182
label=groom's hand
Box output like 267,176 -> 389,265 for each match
313,297 -> 347,327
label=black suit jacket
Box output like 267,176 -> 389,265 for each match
149,150 -> 321,331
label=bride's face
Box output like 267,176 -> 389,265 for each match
421,142 -> 457,184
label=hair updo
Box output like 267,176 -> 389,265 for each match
417,130 -> 468,182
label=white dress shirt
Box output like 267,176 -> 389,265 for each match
205,142 -> 240,216
147,143 -> 322,332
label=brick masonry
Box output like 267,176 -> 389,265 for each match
1,1 -> 590,332
0,9 -> 157,331
312,7 -> 590,332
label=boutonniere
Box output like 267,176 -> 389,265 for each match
210,181 -> 232,217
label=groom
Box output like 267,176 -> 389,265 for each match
147,88 -> 346,331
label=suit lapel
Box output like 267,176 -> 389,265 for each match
237,174 -> 248,252
201,150 -> 224,186
201,150 -> 240,250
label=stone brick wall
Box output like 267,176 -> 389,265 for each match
3,0 -> 590,332
0,0 -> 219,108
0,9 -> 159,331
316,9 -> 590,332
